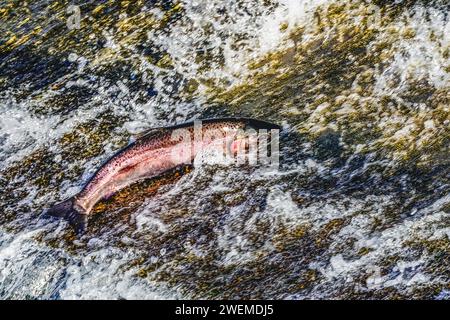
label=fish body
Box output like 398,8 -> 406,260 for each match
46,117 -> 280,232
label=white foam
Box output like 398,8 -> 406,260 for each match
375,6 -> 450,95
1,0 -> 449,299
151,0 -> 332,87
309,193 -> 450,295
0,228 -> 181,299
59,248 -> 179,300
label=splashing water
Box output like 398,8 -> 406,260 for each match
0,0 -> 449,299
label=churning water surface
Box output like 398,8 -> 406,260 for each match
0,0 -> 449,299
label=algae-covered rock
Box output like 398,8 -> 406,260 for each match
0,0 -> 448,299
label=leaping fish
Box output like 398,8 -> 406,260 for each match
46,117 -> 280,233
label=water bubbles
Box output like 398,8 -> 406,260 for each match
68,53 -> 78,62
0,0 -> 449,299
150,256 -> 159,264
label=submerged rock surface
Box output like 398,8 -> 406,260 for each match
0,0 -> 449,299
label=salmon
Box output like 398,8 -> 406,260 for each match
46,117 -> 280,233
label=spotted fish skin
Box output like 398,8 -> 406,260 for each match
46,118 -> 280,233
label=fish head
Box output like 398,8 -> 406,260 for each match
228,118 -> 281,156
197,117 -> 280,157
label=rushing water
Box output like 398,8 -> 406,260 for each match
0,0 -> 449,299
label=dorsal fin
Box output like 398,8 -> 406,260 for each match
131,120 -> 196,141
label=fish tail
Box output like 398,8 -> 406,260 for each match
46,198 -> 87,234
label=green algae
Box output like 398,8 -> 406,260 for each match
205,1 -> 448,167
0,0 -> 185,99
0,0 -> 448,300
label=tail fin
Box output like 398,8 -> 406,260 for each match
46,198 -> 87,234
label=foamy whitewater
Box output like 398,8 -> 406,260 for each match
0,0 -> 449,299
